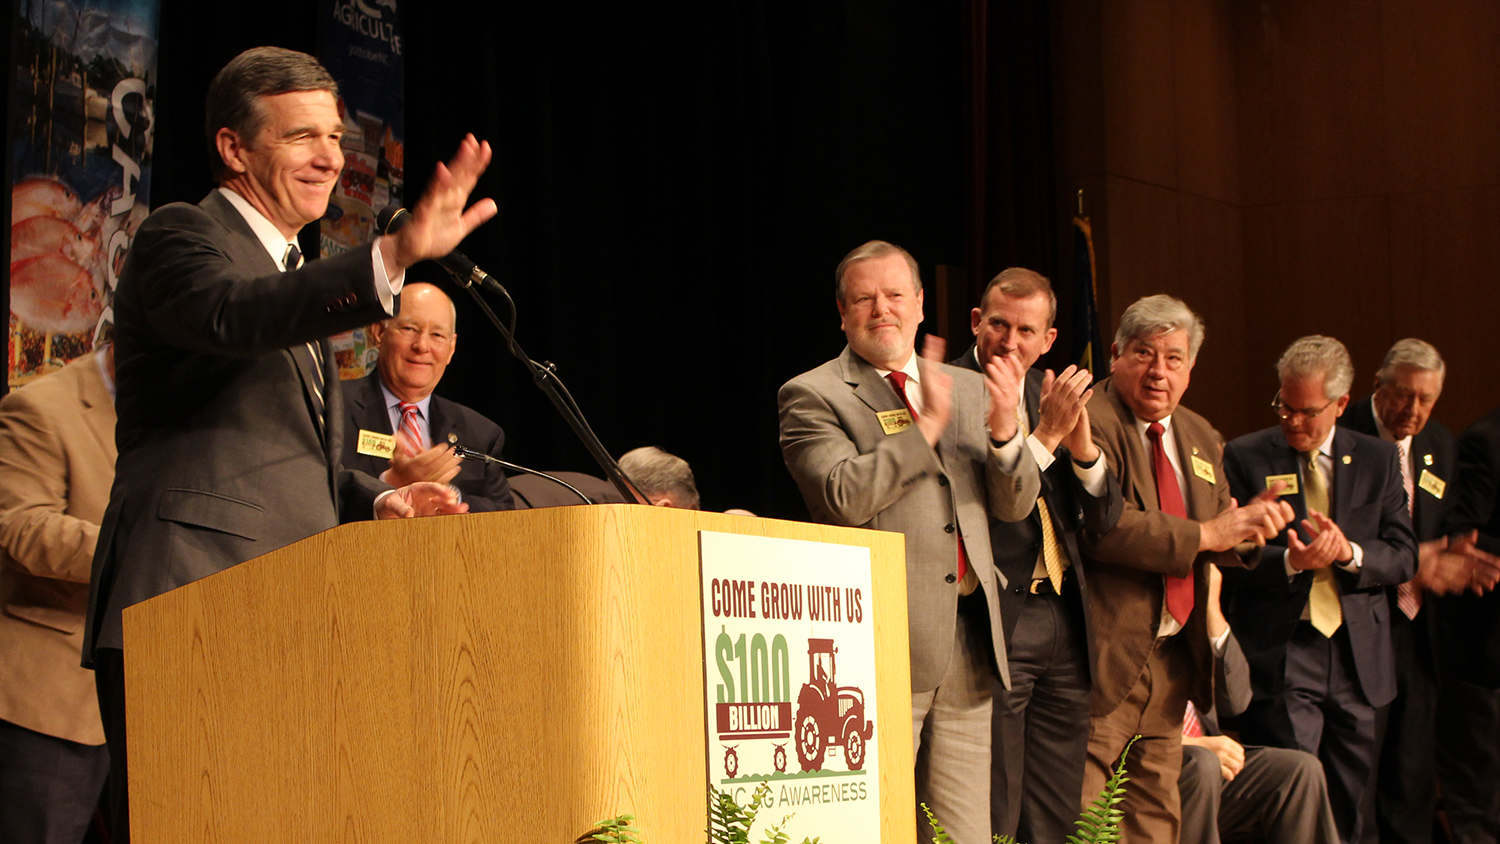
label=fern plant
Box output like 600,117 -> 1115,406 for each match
919,734 -> 1140,844
1066,735 -> 1138,844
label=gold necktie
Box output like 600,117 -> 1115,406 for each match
1303,448 -> 1343,636
1018,405 -> 1066,594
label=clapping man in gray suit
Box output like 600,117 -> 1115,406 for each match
85,47 -> 494,843
779,240 -> 1039,844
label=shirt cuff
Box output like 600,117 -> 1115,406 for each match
1074,455 -> 1107,497
373,488 -> 396,517
1210,627 -> 1231,655
989,428 -> 1026,473
1026,434 -> 1056,472
1284,548 -> 1297,579
372,240 -> 403,316
1340,542 -> 1364,573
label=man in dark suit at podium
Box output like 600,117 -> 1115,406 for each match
949,268 -> 1121,844
343,282 -> 515,512
85,46 -> 494,842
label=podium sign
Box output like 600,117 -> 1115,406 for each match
700,531 -> 881,843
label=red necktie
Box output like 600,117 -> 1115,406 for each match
887,371 -> 968,582
1149,421 -> 1194,624
397,402 -> 425,455
1182,700 -> 1205,737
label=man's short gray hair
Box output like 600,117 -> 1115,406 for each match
1112,294 -> 1206,361
619,446 -> 700,510
1277,335 -> 1354,400
834,240 -> 921,303
205,47 -> 340,181
1376,338 -> 1445,384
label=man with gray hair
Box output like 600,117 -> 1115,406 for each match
1081,294 -> 1292,843
1222,335 -> 1417,844
780,239 -> 1039,844
1343,338 -> 1499,844
618,446 -> 700,509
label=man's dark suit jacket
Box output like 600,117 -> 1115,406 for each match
950,346 -> 1122,656
1221,425 -> 1417,709
1438,407 -> 1500,688
1343,397 -> 1455,545
341,372 -> 515,512
85,190 -> 391,660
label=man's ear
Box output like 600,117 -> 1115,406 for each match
215,127 -> 250,175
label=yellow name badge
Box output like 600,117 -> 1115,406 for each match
1265,473 -> 1300,495
876,408 -> 915,436
1190,454 -> 1216,484
1418,469 -> 1446,499
356,429 -> 396,459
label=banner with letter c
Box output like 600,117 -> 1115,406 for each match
7,0 -> 159,386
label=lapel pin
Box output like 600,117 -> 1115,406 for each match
1423,453 -> 1434,466
1192,446 -> 1200,455
1342,455 -> 1352,465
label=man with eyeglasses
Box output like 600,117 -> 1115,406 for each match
1221,335 -> 1417,844
1080,294 -> 1293,844
342,282 -> 515,512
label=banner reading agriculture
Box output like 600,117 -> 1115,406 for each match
699,532 -> 880,843
8,0 -> 158,386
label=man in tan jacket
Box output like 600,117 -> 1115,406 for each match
0,346 -> 116,843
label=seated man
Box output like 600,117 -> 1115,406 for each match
343,282 -> 514,511
619,446 -> 700,509
1179,564 -> 1339,844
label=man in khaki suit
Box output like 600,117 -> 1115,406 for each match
1081,295 -> 1292,843
0,347 -> 116,843
779,240 -> 1038,844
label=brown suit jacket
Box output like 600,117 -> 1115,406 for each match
1082,377 -> 1241,717
0,354 -> 115,744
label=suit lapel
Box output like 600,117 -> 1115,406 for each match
840,346 -> 907,417
1330,427 -> 1358,524
77,358 -> 117,461
427,396 -> 450,450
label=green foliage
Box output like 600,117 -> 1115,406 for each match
921,803 -> 956,844
706,783 -> 819,844
590,814 -> 644,844
1066,735 -> 1140,844
917,734 -> 1141,844
613,735 -> 1145,844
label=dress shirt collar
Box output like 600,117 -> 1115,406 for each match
1309,425 -> 1337,458
873,352 -> 923,415
217,187 -> 300,270
379,377 -> 433,423
1367,396 -> 1412,451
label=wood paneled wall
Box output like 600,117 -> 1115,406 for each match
1052,0 -> 1500,440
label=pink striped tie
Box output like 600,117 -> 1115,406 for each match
1182,700 -> 1205,738
1396,439 -> 1421,620
397,402 -> 425,456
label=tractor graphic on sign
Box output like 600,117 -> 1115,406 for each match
793,638 -> 873,772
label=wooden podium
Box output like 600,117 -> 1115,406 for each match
123,505 -> 914,843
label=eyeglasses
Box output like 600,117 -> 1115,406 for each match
1271,394 -> 1336,421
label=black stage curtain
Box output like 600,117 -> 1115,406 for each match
143,0 -> 1053,519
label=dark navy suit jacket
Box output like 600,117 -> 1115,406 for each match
1221,424 -> 1417,708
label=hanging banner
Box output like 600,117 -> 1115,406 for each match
8,0 -> 158,386
320,0 -> 404,381
700,532 -> 880,844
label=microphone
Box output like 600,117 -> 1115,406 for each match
376,204 -> 499,293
